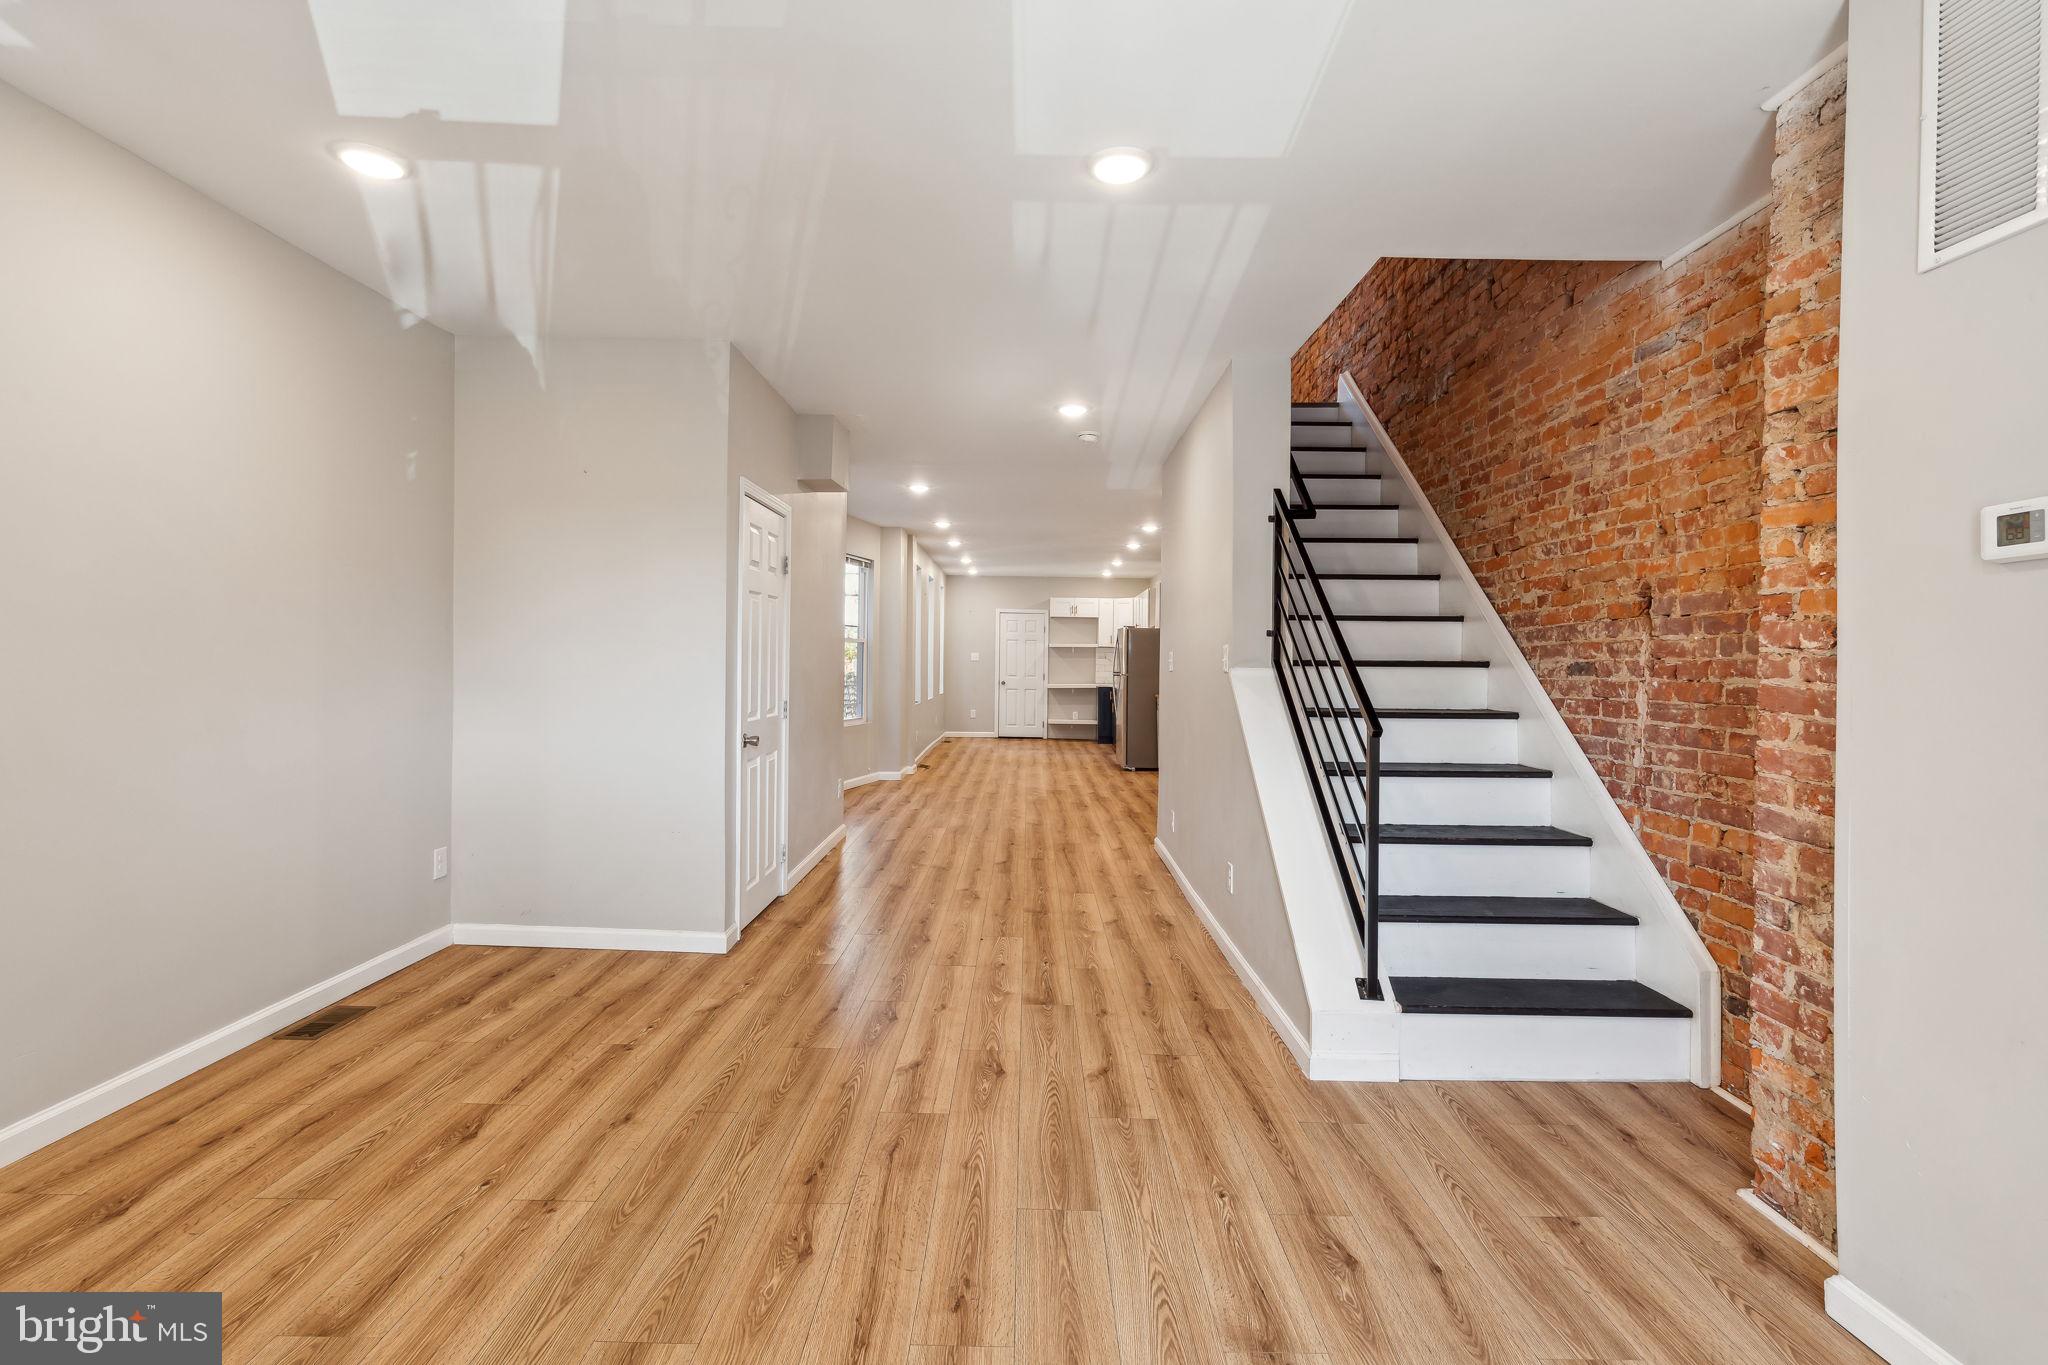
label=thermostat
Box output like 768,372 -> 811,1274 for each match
1981,496 -> 2048,562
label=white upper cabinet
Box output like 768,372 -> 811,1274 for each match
1049,596 -> 1098,619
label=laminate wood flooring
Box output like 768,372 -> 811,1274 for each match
0,739 -> 1875,1364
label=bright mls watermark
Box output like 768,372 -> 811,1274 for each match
3,1294 -> 220,1361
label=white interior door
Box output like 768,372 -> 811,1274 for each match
996,610 -> 1046,737
738,491 -> 788,928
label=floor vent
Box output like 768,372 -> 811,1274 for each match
272,1004 -> 373,1040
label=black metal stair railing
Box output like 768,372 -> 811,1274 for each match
1270,468 -> 1383,1000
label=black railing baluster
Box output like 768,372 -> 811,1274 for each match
1270,475 -> 1383,1002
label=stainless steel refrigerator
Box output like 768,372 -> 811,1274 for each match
1114,627 -> 1161,770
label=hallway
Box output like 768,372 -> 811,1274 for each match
0,738 -> 1872,1363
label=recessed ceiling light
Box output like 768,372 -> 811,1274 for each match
908,481 -> 930,496
961,554 -> 973,564
1112,557 -> 1124,567
1057,402 -> 1090,420
968,567 -> 979,576
1078,431 -> 1100,444
331,142 -> 411,181
1101,568 -> 1113,578
934,517 -> 951,530
1089,147 -> 1153,186
1140,522 -> 1159,534
947,537 -> 961,548
1125,539 -> 1141,551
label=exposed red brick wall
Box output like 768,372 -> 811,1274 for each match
1750,58 -> 1843,1245
1293,238 -> 1770,1096
1290,64 -> 1844,1248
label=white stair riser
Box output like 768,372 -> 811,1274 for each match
1372,774 -> 1551,824
1396,1013 -> 1690,1081
1287,663 -> 1487,710
1380,716 -> 1519,763
1293,455 -> 1376,479
1358,664 -> 1488,707
1311,715 -> 1519,763
1305,507 -> 1401,537
1318,576 -> 1438,612
1292,404 -> 1346,420
1301,476 -> 1391,505
1300,542 -> 1419,575
1338,618 -> 1463,659
1380,921 -> 1634,978
1380,841 -> 1589,897
1291,425 -> 1363,448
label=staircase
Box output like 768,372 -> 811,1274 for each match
1279,400 -> 1697,1080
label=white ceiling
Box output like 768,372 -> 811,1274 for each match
0,0 -> 1844,577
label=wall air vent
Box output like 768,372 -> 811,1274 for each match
1920,0 -> 2048,270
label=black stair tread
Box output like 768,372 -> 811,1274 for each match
1299,535 -> 1419,543
1306,708 -> 1518,721
1309,501 -> 1400,510
1380,895 -> 1638,926
1362,823 -> 1593,846
1391,976 -> 1690,1018
1295,658 -> 1487,669
1331,761 -> 1549,778
1298,472 -> 1386,480
1290,418 -> 1353,426
1338,613 -> 1464,622
1313,572 -> 1440,581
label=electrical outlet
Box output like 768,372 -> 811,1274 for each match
1221,644 -> 1230,670
969,708 -> 977,719
1170,809 -> 1176,834
1226,861 -> 1235,894
432,846 -> 449,880
1167,651 -> 1174,672
970,651 -> 980,662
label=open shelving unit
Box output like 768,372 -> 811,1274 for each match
1041,594 -> 1148,737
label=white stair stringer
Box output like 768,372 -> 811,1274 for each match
1324,373 -> 1720,1084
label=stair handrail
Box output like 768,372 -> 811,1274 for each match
1271,468 -> 1383,1001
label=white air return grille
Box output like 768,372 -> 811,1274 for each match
1920,0 -> 2048,269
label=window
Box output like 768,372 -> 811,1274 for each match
843,555 -> 872,723
926,571 -> 939,697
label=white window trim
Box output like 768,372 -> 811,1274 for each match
844,554 -> 872,726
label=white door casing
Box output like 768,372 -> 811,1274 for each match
737,486 -> 789,930
996,609 -> 1047,738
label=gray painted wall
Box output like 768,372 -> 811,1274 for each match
452,339 -> 729,935
1835,11 -> 2048,1362
0,82 -> 454,1128
1154,365 -> 1310,1027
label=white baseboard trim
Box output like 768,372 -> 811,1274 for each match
784,824 -> 846,891
0,924 -> 453,1171
1153,837 -> 1315,1073
944,730 -> 996,739
841,770 -> 902,791
452,923 -> 736,954
1713,1084 -> 1755,1115
1736,1188 -> 1838,1267
909,733 -> 946,768
1824,1277 -> 1964,1365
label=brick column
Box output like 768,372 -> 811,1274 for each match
1751,56 -> 1844,1246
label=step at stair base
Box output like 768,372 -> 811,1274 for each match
1381,921 -> 1635,979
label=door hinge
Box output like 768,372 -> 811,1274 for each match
780,842 -> 788,864
782,699 -> 790,718
782,555 -> 790,575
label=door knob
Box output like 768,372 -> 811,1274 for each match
742,733 -> 761,748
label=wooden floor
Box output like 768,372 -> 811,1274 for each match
1,738 -> 1873,1364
